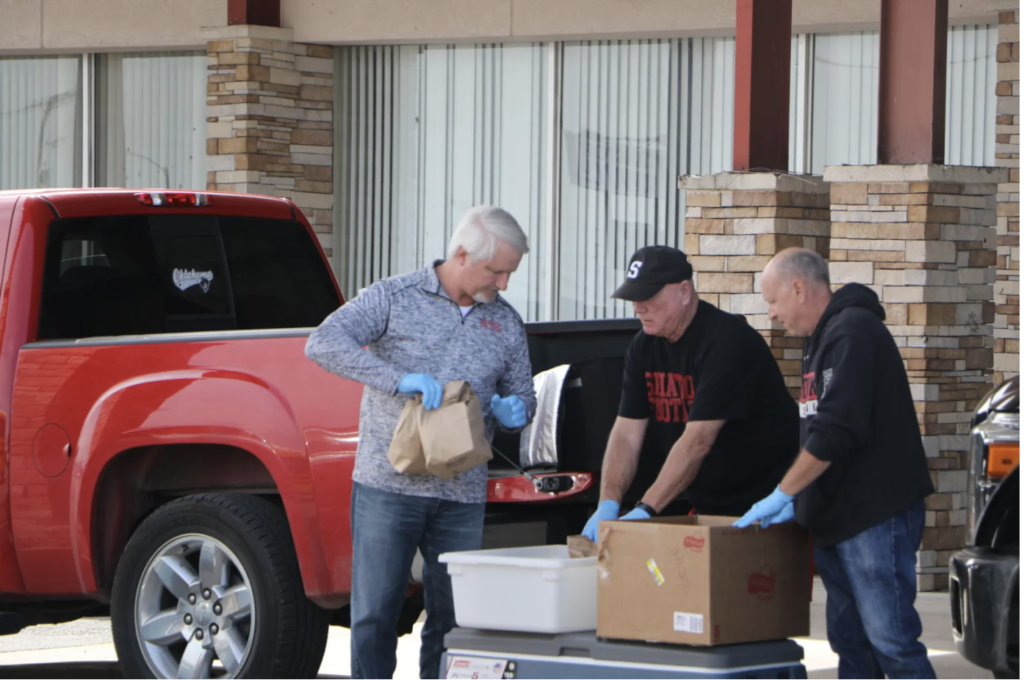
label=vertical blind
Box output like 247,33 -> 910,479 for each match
0,56 -> 82,189
789,35 -> 811,174
334,26 -> 997,321
96,52 -> 207,189
946,25 -> 997,166
335,44 -> 550,320
558,38 -> 734,321
809,25 -> 996,174
687,37 -> 735,176
335,39 -> 737,321
810,31 -> 880,174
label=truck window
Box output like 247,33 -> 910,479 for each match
150,216 -> 236,333
218,217 -> 339,330
60,239 -> 109,273
38,214 -> 339,340
39,216 -> 166,339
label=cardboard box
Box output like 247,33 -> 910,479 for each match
596,516 -> 810,646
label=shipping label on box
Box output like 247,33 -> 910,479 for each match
596,516 -> 810,646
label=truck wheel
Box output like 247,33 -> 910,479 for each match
111,493 -> 330,678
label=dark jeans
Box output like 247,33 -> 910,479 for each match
813,503 -> 936,679
349,482 -> 485,679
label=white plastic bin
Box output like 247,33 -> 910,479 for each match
439,545 -> 597,634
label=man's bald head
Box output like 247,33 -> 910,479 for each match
762,248 -> 833,337
764,248 -> 831,291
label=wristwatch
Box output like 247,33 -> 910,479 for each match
635,501 -> 658,517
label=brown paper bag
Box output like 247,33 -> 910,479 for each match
421,381 -> 492,480
387,398 -> 429,475
567,534 -> 597,559
387,381 -> 492,480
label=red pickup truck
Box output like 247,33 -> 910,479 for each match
0,189 -> 654,678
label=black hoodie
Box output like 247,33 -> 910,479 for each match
795,283 -> 935,547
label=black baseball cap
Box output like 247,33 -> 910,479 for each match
611,246 -> 693,302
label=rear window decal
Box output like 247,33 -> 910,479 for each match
173,268 -> 214,293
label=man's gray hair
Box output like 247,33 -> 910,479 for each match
776,248 -> 831,288
447,206 -> 529,262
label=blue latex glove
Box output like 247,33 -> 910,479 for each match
619,507 -> 652,521
582,500 -> 620,542
761,502 -> 795,527
397,373 -> 443,410
733,486 -> 795,528
490,394 -> 527,429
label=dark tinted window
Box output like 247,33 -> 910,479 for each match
60,238 -> 109,273
39,215 -> 339,340
150,216 -> 235,333
39,216 -> 165,339
219,217 -> 339,331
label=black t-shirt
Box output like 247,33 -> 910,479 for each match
618,301 -> 799,516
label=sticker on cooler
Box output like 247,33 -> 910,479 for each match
674,611 -> 705,634
647,558 -> 665,586
445,656 -> 517,679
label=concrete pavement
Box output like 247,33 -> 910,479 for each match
0,579 -> 989,678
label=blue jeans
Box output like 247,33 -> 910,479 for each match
813,504 -> 936,679
350,482 -> 485,679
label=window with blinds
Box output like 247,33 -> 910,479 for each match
96,52 -> 207,190
946,25 -> 997,166
334,44 -> 550,320
336,39 -> 736,321
0,56 -> 82,190
809,25 -> 996,174
334,25 -> 998,321
558,38 -> 734,321
811,31 -> 880,174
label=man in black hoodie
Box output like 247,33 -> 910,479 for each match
735,248 -> 936,679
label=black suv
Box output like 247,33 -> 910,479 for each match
950,376 -> 1019,679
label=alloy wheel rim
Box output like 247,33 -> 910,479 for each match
134,533 -> 255,679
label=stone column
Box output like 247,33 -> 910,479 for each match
823,164 -> 1006,591
995,9 -> 1020,385
204,25 -> 335,259
679,173 -> 831,397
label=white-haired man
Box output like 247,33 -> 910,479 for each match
305,206 -> 537,679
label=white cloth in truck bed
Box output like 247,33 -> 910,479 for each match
519,364 -> 571,469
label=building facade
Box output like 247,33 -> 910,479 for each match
0,0 -> 1018,588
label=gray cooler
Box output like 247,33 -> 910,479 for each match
440,628 -> 807,679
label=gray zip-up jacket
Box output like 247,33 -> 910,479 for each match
305,261 -> 537,503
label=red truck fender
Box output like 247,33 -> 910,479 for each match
67,369 -> 334,603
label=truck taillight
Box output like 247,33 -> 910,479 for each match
134,192 -> 212,207
986,441 -> 1019,479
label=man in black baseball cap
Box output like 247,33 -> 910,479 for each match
611,245 -> 694,301
582,245 -> 799,543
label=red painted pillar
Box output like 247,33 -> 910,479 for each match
733,0 -> 792,172
227,0 -> 281,27
878,0 -> 948,164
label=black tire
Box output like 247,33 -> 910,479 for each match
111,493 -> 330,678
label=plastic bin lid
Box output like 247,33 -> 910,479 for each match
443,629 -> 804,668
439,545 -> 596,568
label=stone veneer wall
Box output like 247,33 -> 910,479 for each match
995,10 -> 1020,385
205,25 -> 335,259
823,164 -> 1005,591
679,173 -> 831,397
